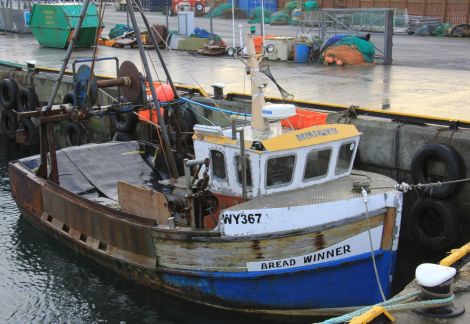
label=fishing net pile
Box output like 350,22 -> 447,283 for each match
248,7 -> 273,24
322,35 -> 375,66
108,24 -> 133,39
415,23 -> 453,37
204,3 -> 247,19
270,11 -> 291,25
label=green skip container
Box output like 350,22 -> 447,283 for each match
29,3 -> 103,48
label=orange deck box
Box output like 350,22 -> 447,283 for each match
281,108 -> 328,129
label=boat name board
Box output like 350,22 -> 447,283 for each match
245,226 -> 382,272
296,127 -> 339,142
220,213 -> 262,225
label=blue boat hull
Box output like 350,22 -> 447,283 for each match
160,250 -> 396,310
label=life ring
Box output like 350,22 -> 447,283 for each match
164,105 -> 197,144
17,87 -> 39,112
111,111 -> 139,134
63,92 -> 76,105
0,78 -> 19,109
0,109 -> 17,139
64,122 -> 88,146
411,143 -> 466,198
409,198 -> 461,251
18,118 -> 39,146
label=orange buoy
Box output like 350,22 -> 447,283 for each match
336,60 -> 343,66
146,82 -> 175,102
326,56 -> 334,64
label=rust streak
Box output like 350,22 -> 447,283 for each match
314,232 -> 325,250
251,239 -> 264,259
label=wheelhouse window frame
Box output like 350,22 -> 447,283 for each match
234,154 -> 253,188
265,153 -> 297,189
210,149 -> 227,180
302,146 -> 333,182
335,141 -> 356,176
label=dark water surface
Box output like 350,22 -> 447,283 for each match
0,139 -> 276,323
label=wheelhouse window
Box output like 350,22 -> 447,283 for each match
266,155 -> 295,187
335,142 -> 355,175
303,148 -> 331,181
235,156 -> 252,187
210,150 -> 226,179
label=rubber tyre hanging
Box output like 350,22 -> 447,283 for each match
410,143 -> 466,198
17,87 -> 39,112
0,109 -> 17,139
18,118 -> 39,146
0,78 -> 19,109
409,198 -> 461,251
64,122 -> 87,146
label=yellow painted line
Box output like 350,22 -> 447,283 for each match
121,150 -> 145,155
440,242 -> 470,267
227,91 -> 470,125
36,66 -> 208,97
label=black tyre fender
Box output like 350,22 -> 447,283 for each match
409,198 -> 461,251
17,87 -> 39,112
63,92 -> 76,105
64,122 -> 88,146
410,143 -> 466,198
0,78 -> 19,109
18,118 -> 39,146
111,112 -> 139,134
0,109 -> 17,139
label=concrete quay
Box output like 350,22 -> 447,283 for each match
0,9 -> 470,120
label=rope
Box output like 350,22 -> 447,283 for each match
361,187 -> 387,302
319,292 -> 454,324
180,97 -> 252,117
369,177 -> 470,192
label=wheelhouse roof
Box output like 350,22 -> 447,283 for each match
193,123 -> 361,153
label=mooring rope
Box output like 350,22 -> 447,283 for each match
369,177 -> 470,192
361,187 -> 387,303
318,292 -> 454,324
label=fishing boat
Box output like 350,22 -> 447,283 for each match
8,0 -> 403,317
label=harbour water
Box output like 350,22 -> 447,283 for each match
0,139 -> 273,324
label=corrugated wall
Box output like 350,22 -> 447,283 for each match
276,0 -> 470,23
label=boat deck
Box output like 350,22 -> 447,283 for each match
229,172 -> 396,210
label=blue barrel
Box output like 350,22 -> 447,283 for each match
237,0 -> 278,15
294,44 -> 312,63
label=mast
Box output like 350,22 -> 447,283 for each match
246,34 -> 268,131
